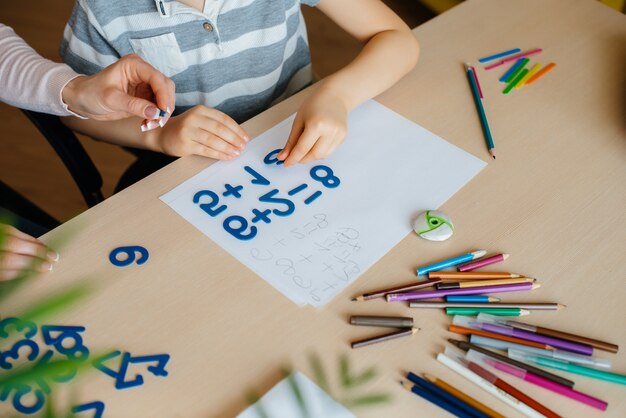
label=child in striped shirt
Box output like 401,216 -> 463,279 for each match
61,0 -> 419,170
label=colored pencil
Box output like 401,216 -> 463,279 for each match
447,308 -> 529,317
423,374 -> 505,418
509,350 -> 626,386
437,352 -> 545,418
350,315 -> 413,328
469,335 -> 611,369
429,271 -> 520,279
387,282 -> 539,302
499,58 -> 526,83
484,358 -> 608,411
351,327 -> 417,349
504,58 -> 529,83
400,381 -> 474,417
466,360 -> 562,417
471,321 -> 594,355
500,320 -> 618,353
437,278 -> 534,290
417,250 -> 486,276
479,48 -> 522,63
448,339 -> 575,388
412,302 -> 561,310
503,68 -> 529,95
470,65 -> 483,99
447,295 -> 500,303
525,63 -> 556,85
351,278 -> 441,301
457,254 -> 509,272
517,63 -> 541,88
449,325 -> 556,350
465,64 -> 496,159
406,372 -> 490,418
485,48 -> 542,70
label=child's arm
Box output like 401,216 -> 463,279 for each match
62,105 -> 249,160
279,0 -> 419,166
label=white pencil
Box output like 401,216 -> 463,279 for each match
436,352 -> 544,418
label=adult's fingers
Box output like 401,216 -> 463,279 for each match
283,126 -> 320,167
101,88 -> 160,121
278,115 -> 304,161
0,252 -> 52,272
1,228 -> 55,260
121,55 -> 176,116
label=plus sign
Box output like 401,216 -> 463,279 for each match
251,208 -> 272,224
222,184 -> 243,198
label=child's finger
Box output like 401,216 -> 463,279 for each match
283,126 -> 320,167
278,116 -> 304,161
188,142 -> 235,161
200,108 -> 250,143
191,127 -> 241,157
299,137 -> 333,164
200,118 -> 247,151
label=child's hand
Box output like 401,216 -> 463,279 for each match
152,105 -> 249,160
278,90 -> 348,166
0,225 -> 59,281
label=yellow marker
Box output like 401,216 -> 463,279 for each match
517,63 -> 541,89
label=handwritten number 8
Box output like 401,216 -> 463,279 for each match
224,216 -> 258,241
310,165 -> 340,188
193,190 -> 227,217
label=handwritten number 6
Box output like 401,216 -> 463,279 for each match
224,216 -> 258,241
193,190 -> 227,217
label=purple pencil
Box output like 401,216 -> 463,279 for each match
471,322 -> 593,356
386,282 -> 538,302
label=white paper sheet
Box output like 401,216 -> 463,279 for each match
160,100 -> 485,306
237,372 -> 355,418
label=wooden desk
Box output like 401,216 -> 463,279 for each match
3,0 -> 626,416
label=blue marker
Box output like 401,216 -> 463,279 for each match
416,250 -> 486,276
478,48 -> 521,63
446,295 -> 499,303
499,58 -> 525,83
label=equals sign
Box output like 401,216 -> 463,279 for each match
288,184 -> 322,205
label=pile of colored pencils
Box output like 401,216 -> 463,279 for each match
477,47 -> 556,95
353,250 -> 557,317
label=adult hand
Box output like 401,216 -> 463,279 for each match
0,225 -> 59,281
278,89 -> 348,166
61,54 -> 175,121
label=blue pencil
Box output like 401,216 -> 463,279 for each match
447,295 -> 499,303
401,381 -> 475,418
407,372 -> 490,418
465,64 -> 496,159
417,250 -> 486,276
499,58 -> 525,83
479,48 -> 521,63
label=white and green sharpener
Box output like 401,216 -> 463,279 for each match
413,210 -> 454,241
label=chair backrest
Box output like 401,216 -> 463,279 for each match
20,110 -> 104,207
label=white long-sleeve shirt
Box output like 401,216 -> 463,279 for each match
0,24 -> 79,115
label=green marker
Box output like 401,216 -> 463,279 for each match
509,349 -> 626,385
503,68 -> 529,95
445,308 -> 528,316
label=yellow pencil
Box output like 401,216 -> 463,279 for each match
517,63 -> 541,88
437,277 -> 535,290
526,63 -> 556,85
423,374 -> 505,418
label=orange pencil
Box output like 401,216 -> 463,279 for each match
525,63 -> 556,85
423,374 -> 505,418
449,325 -> 555,350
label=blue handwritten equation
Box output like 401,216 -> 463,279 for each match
192,149 -> 341,241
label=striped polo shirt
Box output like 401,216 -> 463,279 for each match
60,0 -> 319,122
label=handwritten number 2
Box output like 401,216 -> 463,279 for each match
193,190 -> 227,217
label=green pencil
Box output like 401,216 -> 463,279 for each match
465,64 -> 496,159
503,68 -> 529,95
509,350 -> 626,385
446,307 -> 529,316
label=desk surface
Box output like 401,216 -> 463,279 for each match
4,0 -> 626,416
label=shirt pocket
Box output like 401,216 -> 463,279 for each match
129,33 -> 186,77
